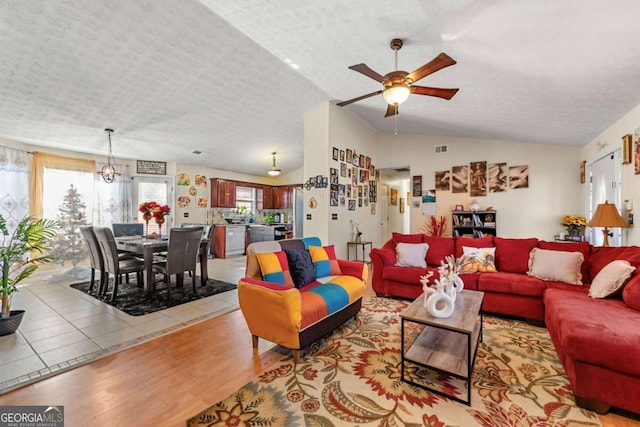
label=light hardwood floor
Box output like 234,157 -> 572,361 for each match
2,288 -> 639,426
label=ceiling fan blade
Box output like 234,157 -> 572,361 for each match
410,86 -> 459,100
406,52 -> 457,84
384,104 -> 398,117
348,63 -> 386,83
336,90 -> 383,107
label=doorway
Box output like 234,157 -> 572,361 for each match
131,176 -> 175,235
588,150 -> 622,246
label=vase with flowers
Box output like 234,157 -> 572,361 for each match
561,214 -> 586,239
139,201 -> 159,238
153,204 -> 171,237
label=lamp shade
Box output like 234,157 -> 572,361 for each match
587,201 -> 628,228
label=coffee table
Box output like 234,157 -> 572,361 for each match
400,289 -> 484,405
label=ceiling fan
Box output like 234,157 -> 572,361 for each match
337,39 -> 459,117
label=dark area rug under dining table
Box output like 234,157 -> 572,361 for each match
70,277 -> 237,316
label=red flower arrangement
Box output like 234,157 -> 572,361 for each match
138,201 -> 170,220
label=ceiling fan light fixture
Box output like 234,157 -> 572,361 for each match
268,152 -> 281,176
382,85 -> 410,105
97,128 -> 121,183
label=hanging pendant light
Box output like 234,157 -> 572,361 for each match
268,152 -> 281,176
97,128 -> 121,183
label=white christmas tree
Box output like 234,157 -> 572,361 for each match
49,184 -> 88,270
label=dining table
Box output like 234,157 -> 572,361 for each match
115,236 -> 209,294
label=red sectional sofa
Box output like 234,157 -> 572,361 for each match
370,233 -> 640,415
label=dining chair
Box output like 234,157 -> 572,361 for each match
94,227 -> 146,302
79,226 -> 107,295
180,223 -> 214,285
152,227 -> 203,297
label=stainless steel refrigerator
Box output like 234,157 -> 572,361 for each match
294,187 -> 303,238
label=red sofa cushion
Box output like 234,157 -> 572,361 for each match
544,280 -> 590,294
454,236 -> 494,257
382,265 -> 439,285
538,240 -> 591,283
544,288 -> 640,376
422,236 -> 455,267
494,237 -> 538,273
477,272 -> 546,297
622,274 -> 640,311
589,246 -> 640,278
392,232 -> 423,244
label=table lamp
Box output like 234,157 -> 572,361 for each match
586,201 -> 628,246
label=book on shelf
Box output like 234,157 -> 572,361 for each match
472,214 -> 483,226
483,222 -> 496,227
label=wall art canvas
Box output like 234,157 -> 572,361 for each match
488,163 -> 508,192
177,173 -> 190,186
451,165 -> 469,193
635,129 -> 640,175
195,175 -> 207,186
509,165 -> 529,189
469,161 -> 487,197
435,170 -> 450,191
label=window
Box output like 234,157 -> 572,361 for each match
43,168 -> 94,223
236,186 -> 255,213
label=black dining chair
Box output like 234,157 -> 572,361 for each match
152,227 -> 203,297
94,227 -> 146,302
80,226 -> 107,295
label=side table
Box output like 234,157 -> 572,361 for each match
347,240 -> 372,265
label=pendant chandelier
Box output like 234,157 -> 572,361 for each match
97,128 -> 121,183
268,152 -> 281,176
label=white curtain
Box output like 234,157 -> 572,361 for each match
0,146 -> 29,232
93,163 -> 133,227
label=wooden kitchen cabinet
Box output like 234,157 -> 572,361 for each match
211,178 -> 236,208
256,185 -> 274,210
273,185 -> 293,209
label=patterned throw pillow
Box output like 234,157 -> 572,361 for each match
255,251 -> 294,287
309,245 -> 343,278
459,246 -> 497,273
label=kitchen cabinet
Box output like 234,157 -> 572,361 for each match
211,178 -> 236,208
257,185 -> 274,210
273,185 -> 293,209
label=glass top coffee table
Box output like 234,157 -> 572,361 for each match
400,289 -> 484,405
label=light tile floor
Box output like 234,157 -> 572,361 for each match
0,256 -> 247,393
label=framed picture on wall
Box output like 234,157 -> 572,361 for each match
399,198 -> 405,213
390,188 -> 398,205
412,175 -> 422,196
634,130 -> 640,175
622,134 -> 632,164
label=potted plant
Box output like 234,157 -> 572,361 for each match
0,214 -> 57,336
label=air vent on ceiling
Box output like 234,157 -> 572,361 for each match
394,167 -> 410,172
435,145 -> 448,153
192,150 -> 203,155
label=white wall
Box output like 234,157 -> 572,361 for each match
303,103 -> 380,258
374,133 -> 583,239
583,102 -> 640,245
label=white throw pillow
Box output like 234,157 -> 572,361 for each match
589,260 -> 636,298
395,242 -> 429,268
527,248 -> 584,285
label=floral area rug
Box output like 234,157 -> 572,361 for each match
188,297 -> 601,427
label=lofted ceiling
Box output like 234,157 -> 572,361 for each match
1,0 -> 639,177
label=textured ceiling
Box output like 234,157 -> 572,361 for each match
1,1 -> 640,176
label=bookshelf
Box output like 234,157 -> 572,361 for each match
452,210 -> 497,238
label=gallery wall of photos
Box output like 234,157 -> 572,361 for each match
304,147 -> 379,214
434,161 -> 529,196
